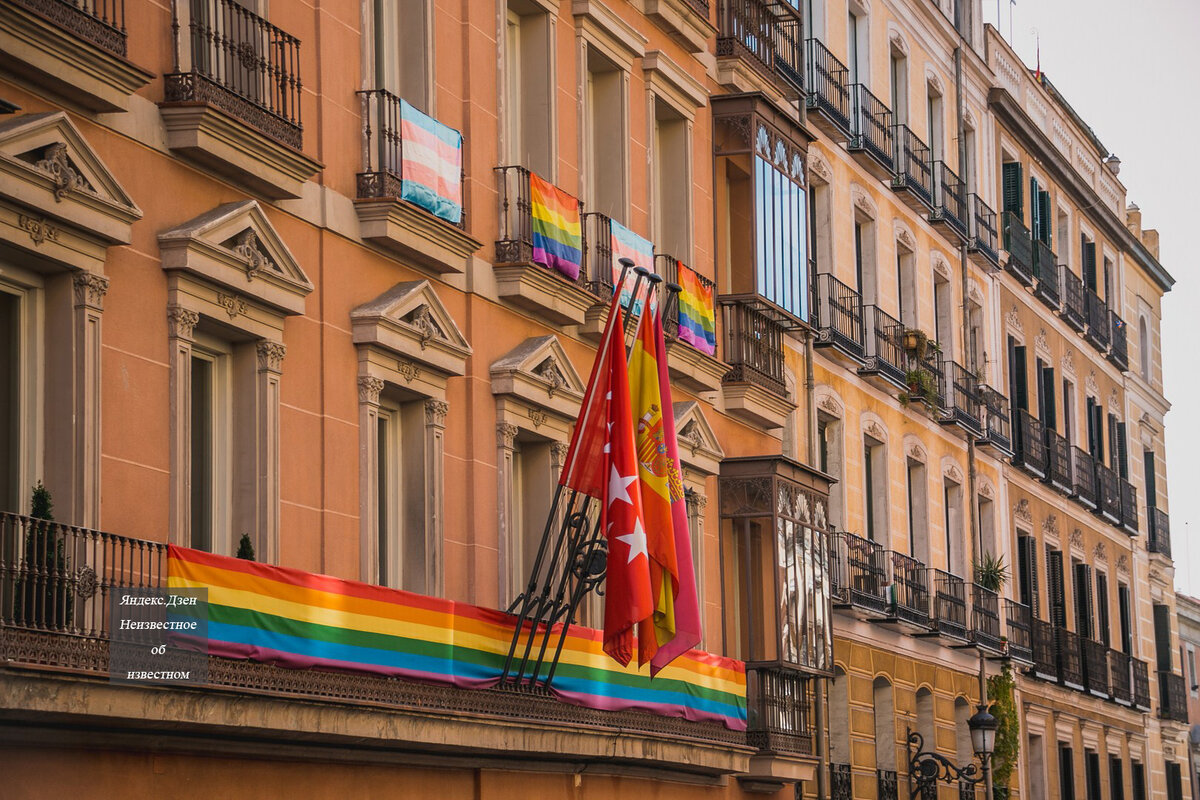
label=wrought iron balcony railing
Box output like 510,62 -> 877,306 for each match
1081,637 -> 1109,697
1119,479 -> 1138,535
830,763 -> 853,800
931,161 -> 967,240
1132,658 -> 1152,710
970,584 -> 1003,653
888,551 -> 930,628
1012,409 -> 1047,479
804,38 -> 851,135
720,298 -> 788,397
860,306 -> 907,387
829,531 -> 889,616
891,125 -> 934,209
581,212 -> 621,299
812,273 -> 866,360
878,769 -> 899,800
928,569 -> 968,640
1043,427 -> 1072,495
1095,462 -> 1121,526
1004,600 -> 1033,664
716,0 -> 804,94
1159,670 -> 1189,723
1071,447 -> 1097,510
745,666 -> 814,754
1032,617 -> 1058,681
1060,267 -> 1086,332
978,385 -> 1012,454
1084,289 -> 1110,352
1032,240 -> 1060,310
1148,507 -> 1171,559
495,165 -> 586,285
166,0 -> 304,148
14,0 -> 127,55
967,194 -> 999,269
848,83 -> 894,173
656,254 -> 713,345
1109,310 -> 1129,372
939,360 -> 982,435
1108,648 -> 1132,705
1055,627 -> 1085,690
1001,212 -> 1034,287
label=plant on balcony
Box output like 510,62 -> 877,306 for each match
899,367 -> 939,408
973,552 -> 1009,592
898,327 -> 930,358
14,482 -> 73,630
237,534 -> 256,561
986,663 -> 1019,800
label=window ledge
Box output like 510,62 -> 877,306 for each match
737,752 -> 820,794
494,263 -> 599,327
355,198 -> 481,275
644,0 -> 716,54
159,103 -> 322,200
722,381 -> 794,431
714,56 -> 788,106
0,1 -> 153,113
667,339 -> 729,395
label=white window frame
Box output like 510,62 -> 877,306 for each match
0,270 -> 43,516
188,334 -> 233,555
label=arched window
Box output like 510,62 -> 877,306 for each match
830,667 -> 851,765
955,696 -> 973,766
874,677 -> 896,772
915,687 -> 935,748
1139,316 -> 1150,382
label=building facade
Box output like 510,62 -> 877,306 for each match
0,0 -> 1184,798
1177,594 -> 1200,800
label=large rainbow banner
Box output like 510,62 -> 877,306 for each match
397,99 -> 463,225
530,173 -> 583,280
676,262 -> 717,355
167,546 -> 746,730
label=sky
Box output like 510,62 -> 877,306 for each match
981,0 -> 1200,597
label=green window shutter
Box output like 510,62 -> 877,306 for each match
1082,240 -> 1097,290
1039,191 -> 1053,246
1047,547 -> 1066,628
1002,162 -> 1023,217
1029,176 -> 1041,237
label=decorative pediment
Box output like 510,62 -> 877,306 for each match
673,401 -> 725,478
808,148 -> 834,185
816,388 -> 844,419
159,200 -> 312,317
851,184 -> 877,220
1006,305 -> 1024,335
931,250 -> 952,279
351,280 -> 472,379
904,435 -> 927,463
1086,371 -> 1100,397
1062,349 -> 1076,377
1034,328 -> 1051,358
1044,514 -> 1059,538
894,220 -> 917,252
491,336 -> 585,420
942,458 -> 963,484
967,279 -> 984,306
1013,498 -> 1032,525
1069,527 -> 1084,551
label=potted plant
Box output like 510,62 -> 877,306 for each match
900,328 -> 929,358
973,551 -> 1009,592
899,367 -> 939,408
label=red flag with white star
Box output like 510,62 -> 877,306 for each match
560,294 -> 654,666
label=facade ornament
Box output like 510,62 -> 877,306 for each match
1108,389 -> 1121,415
75,565 -> 98,599
233,229 -> 274,281
72,272 -> 109,310
396,359 -> 419,383
1093,542 -> 1108,563
685,488 -> 709,514
424,398 -> 449,427
979,481 -> 995,500
851,185 -> 877,220
17,214 -> 59,245
1150,569 -> 1162,583
1062,349 -> 1076,376
1116,554 -> 1130,575
216,292 -> 247,318
895,223 -> 917,252
357,375 -> 384,405
1013,499 -> 1032,524
410,306 -> 439,349
931,251 -> 951,279
255,340 -> 286,373
1086,371 -> 1100,397
967,280 -> 984,306
1034,328 -> 1050,355
166,305 -> 200,340
550,441 -> 570,465
679,420 -> 703,455
818,393 -> 843,417
865,421 -> 886,442
35,143 -> 86,200
808,149 -> 833,185
945,465 -> 963,483
754,124 -> 770,157
908,443 -> 927,462
888,28 -> 909,56
528,407 -> 548,428
1163,743 -> 1176,759
1069,528 -> 1084,551
1043,513 -> 1059,538
534,359 -> 566,397
496,422 -> 518,449
1005,305 -> 1023,334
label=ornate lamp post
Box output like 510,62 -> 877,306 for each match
907,704 -> 998,798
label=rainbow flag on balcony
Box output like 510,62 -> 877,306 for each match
676,262 -> 717,355
167,546 -> 746,730
610,220 -> 655,312
530,173 -> 583,280
398,99 -> 463,224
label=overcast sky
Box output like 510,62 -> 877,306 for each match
981,0 -> 1200,597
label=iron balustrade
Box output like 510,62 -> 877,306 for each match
355,88 -> 466,228
968,194 -> 999,267
1081,637 -> 1109,697
878,769 -> 899,800
939,360 -> 981,434
494,165 -> 585,283
959,781 -> 977,800
745,666 -> 814,753
1119,480 -> 1138,535
888,551 -> 930,628
1032,617 -> 1058,680
720,299 -> 787,396
1085,289 -> 1111,352
861,306 -> 907,386
932,161 -> 968,239
1032,240 -> 1060,309
1004,600 -> 1033,663
929,569 -> 968,640
848,83 -> 894,171
1044,427 -> 1072,494
804,39 -> 851,134
1108,649 -> 1132,704
1095,462 -> 1121,525
581,212 -> 618,299
970,584 -> 1003,652
1159,671 -> 1189,722
909,347 -> 946,410
1012,409 -> 1048,479
1060,267 -> 1086,332
14,0 -> 127,55
978,385 -> 1012,453
830,764 -> 853,800
1056,627 -> 1085,689
1109,310 -> 1129,371
1071,447 -> 1098,510
829,531 -> 889,615
656,254 -> 711,343
1001,212 -> 1034,287
166,0 -> 303,148
812,273 -> 866,359
716,0 -> 804,94
1132,659 -> 1151,709
1148,507 -> 1171,558
891,125 -> 934,208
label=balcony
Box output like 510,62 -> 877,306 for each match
830,764 -> 852,800
1004,600 -> 1033,664
929,161 -> 968,242
978,385 -> 1013,455
812,273 -> 866,362
1032,241 -> 1060,310
1132,659 -> 1152,710
1001,212 -> 1034,287
804,38 -> 851,138
1071,447 -> 1098,511
1060,267 -> 1086,333
1080,637 -> 1109,698
745,666 -> 814,754
353,89 -> 480,274
878,769 -> 899,800
939,360 -> 982,436
858,306 -> 907,389
1119,480 -> 1138,535
884,551 -> 931,631
1084,289 -> 1111,352
1012,409 -> 1048,480
716,0 -> 804,97
847,84 -> 894,179
1043,427 -> 1072,495
830,531 -> 889,619
1031,618 -> 1058,681
1094,462 -> 1121,526
970,584 -> 1004,654
967,195 -> 1000,270
1159,671 -> 1189,723
655,255 -> 730,394
1148,507 -> 1171,559
494,165 -> 597,326
162,0 -> 321,198
1055,627 -> 1085,691
1108,649 -> 1132,705
720,298 -> 795,429
1108,310 -> 1129,371
926,570 -> 968,642
891,125 -> 934,211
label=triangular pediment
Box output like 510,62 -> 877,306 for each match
350,280 -> 472,376
673,400 -> 725,476
491,336 -> 586,414
158,200 -> 312,316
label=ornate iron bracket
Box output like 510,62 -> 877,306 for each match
907,729 -> 984,800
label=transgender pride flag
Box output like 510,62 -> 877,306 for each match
397,99 -> 463,225
610,220 -> 655,313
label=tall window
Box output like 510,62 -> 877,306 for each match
978,494 -> 995,556
1062,378 -> 1075,445
1002,160 -> 1023,221
1008,338 -> 1028,412
504,4 -> 553,175
810,177 -> 833,272
1059,745 -> 1077,800
854,215 -> 877,306
1118,583 -> 1133,654
188,339 -> 231,554
1110,756 -> 1126,800
873,677 -> 896,773
967,300 -> 983,372
754,155 -> 809,318
907,458 -> 928,561
864,436 -> 886,542
847,7 -> 868,85
1017,535 -> 1039,616
584,46 -> 626,219
1096,571 -> 1111,647
897,243 -> 916,327
374,0 -> 430,110
1139,316 -> 1151,382
375,397 -> 431,591
819,413 -> 844,527
512,436 -> 554,598
1073,561 -> 1093,638
962,124 -> 977,191
926,82 -> 944,161
1145,449 -> 1158,507
943,478 -> 963,576
1085,751 -> 1102,800
934,272 -> 952,356
890,48 -> 908,125
1081,234 -> 1097,292
0,288 -> 20,513
653,98 -> 689,258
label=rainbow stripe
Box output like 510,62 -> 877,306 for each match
530,173 -> 583,280
397,99 -> 463,224
167,546 -> 746,730
676,262 -> 717,355
610,220 -> 655,312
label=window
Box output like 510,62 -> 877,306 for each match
753,154 -> 809,318
1167,762 -> 1184,800
1037,359 -> 1056,430
584,46 -> 626,220
1062,378 -> 1075,445
818,413 -> 844,527
873,677 -> 895,772
1085,750 -> 1102,800
1047,547 -> 1067,628
504,4 -> 553,175
1059,745 -> 1076,800
1103,256 -> 1114,305
907,458 -> 928,561
653,98 -> 690,259
1131,761 -> 1146,800
1030,177 -> 1052,247
978,493 -> 995,556
1110,756 -> 1126,800
0,286 -> 24,513
890,48 -> 908,125
962,123 -> 977,191
1074,561 -> 1094,638
1188,645 -> 1197,695
1144,449 -> 1158,508
374,0 -> 431,111
805,0 -> 826,40
943,478 -> 963,576
1008,337 -> 1028,412
915,688 -> 934,746
511,436 -> 555,600
864,436 -> 886,542
967,300 -> 983,371
810,176 -> 833,272
1139,316 -> 1151,382
1057,207 -> 1070,267
1082,234 -> 1097,292
847,7 -> 868,85
829,668 -> 850,763
1086,396 -> 1104,463
187,340 -> 231,554
934,272 -> 952,357
1154,603 -> 1174,671
926,82 -> 944,161
1028,734 -> 1047,800
897,242 -> 916,328
1017,535 -> 1039,616
854,216 -> 877,306
1002,161 -> 1023,220
1096,571 -> 1110,647
1118,583 -> 1133,654
375,398 -> 438,591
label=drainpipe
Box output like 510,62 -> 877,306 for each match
805,330 -> 828,800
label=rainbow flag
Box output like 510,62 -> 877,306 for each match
397,99 -> 463,224
676,262 -> 717,355
530,173 -> 583,280
610,221 -> 655,313
167,546 -> 746,730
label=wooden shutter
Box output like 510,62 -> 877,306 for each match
1118,585 -> 1133,654
1075,562 -> 1093,638
1116,421 -> 1129,480
1021,535 -> 1041,617
1144,450 -> 1157,508
1048,547 -> 1067,628
1012,343 -> 1028,412
1002,162 -> 1023,217
1083,240 -> 1097,291
1039,191 -> 1053,246
1040,364 -> 1057,428
1030,177 -> 1042,239
1110,757 -> 1126,800
1154,603 -> 1172,671
1096,572 -> 1111,647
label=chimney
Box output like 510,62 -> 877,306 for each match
1143,229 -> 1160,260
1126,203 -> 1142,237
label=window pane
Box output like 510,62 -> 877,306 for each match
189,356 -> 214,552
0,291 -> 17,512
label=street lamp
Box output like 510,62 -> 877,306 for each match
907,704 -> 997,799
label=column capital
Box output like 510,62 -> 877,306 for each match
424,398 -> 449,428
167,305 -> 200,341
497,422 -> 519,449
256,340 -> 287,374
73,271 -> 109,311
